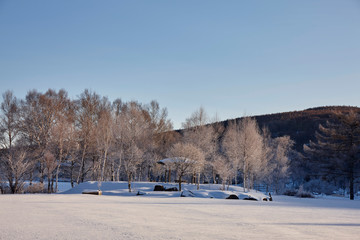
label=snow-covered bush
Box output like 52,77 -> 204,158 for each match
302,179 -> 337,195
295,186 -> 314,198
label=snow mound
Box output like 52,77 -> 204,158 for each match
62,181 -> 269,200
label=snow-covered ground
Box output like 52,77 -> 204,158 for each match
0,182 -> 359,240
62,181 -> 269,200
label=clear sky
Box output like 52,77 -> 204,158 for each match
0,0 -> 359,129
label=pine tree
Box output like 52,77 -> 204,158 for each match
305,111 -> 360,200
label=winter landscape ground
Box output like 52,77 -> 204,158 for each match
0,182 -> 359,240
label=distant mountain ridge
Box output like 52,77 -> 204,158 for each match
217,106 -> 360,151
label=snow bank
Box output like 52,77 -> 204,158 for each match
62,181 -> 269,200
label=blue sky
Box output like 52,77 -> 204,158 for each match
0,0 -> 359,129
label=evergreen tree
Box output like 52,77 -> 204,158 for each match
305,111 -> 360,200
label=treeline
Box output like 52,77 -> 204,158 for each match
217,107 -> 360,200
0,89 -> 296,194
0,89 -> 177,193
0,89 -> 359,200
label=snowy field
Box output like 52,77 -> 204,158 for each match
1,182 -> 359,240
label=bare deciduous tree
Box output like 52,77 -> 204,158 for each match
119,101 -> 150,192
223,118 -> 263,191
0,91 -> 32,193
20,90 -> 66,183
182,107 -> 222,185
1,149 -> 31,193
0,91 -> 20,149
44,151 -> 57,193
212,155 -> 232,190
96,98 -> 114,183
48,90 -> 74,192
182,106 -> 208,129
167,142 -> 205,191
143,100 -> 174,181
267,136 -> 293,193
75,89 -> 101,183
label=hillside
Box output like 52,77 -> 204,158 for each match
218,106 -> 360,151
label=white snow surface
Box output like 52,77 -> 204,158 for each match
0,182 -> 359,240
62,181 -> 268,200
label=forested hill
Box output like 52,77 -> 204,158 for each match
218,106 -> 360,152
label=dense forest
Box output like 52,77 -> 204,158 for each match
0,89 -> 359,199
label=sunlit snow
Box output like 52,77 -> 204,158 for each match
1,182 -> 359,239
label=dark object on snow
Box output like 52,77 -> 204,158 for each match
268,193 -> 273,201
226,194 -> 239,199
296,192 -> 314,198
154,185 -> 178,191
137,191 -> 146,196
243,197 -> 258,201
154,185 -> 166,191
82,190 -> 102,195
262,198 -> 268,201
283,190 -> 297,196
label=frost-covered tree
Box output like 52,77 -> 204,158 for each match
212,155 -> 232,190
143,100 -> 174,181
119,101 -> 150,192
222,118 -> 263,191
167,142 -> 205,191
182,107 -> 222,184
222,121 -> 242,185
267,136 -> 293,193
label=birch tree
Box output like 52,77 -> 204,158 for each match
222,121 -> 242,185
75,90 -> 100,183
0,149 -> 30,193
0,91 -> 20,149
212,155 -> 232,190
267,136 -> 293,193
20,90 -> 65,183
48,90 -> 74,192
167,142 -> 205,191
142,100 -> 173,181
120,101 -> 150,192
44,151 -> 57,193
182,107 -> 221,184
223,118 -> 263,191
96,98 -> 114,183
